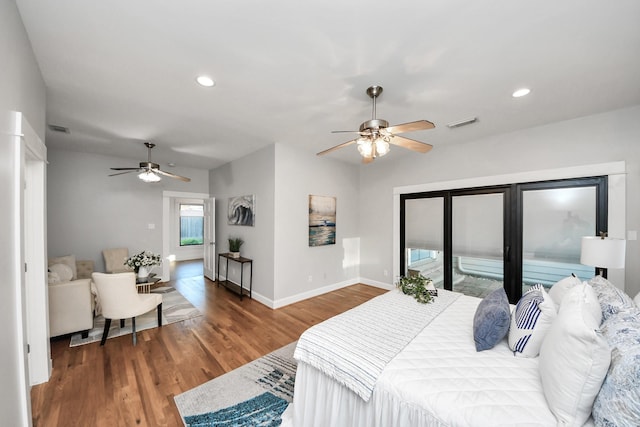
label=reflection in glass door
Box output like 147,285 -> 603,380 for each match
522,187 -> 596,294
452,193 -> 504,297
404,197 -> 444,288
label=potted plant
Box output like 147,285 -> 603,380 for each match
124,250 -> 162,280
228,237 -> 244,258
396,273 -> 436,304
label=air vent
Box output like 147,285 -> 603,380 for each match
447,117 -> 478,129
48,124 -> 70,133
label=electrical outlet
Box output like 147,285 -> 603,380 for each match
384,269 -> 388,277
308,275 -> 313,282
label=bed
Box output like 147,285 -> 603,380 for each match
282,276 -> 640,427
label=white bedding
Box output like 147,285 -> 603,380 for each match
285,293 -> 562,427
294,289 -> 460,401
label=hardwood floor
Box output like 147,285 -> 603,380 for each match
30,261 -> 387,426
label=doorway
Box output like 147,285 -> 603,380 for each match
162,191 -> 215,282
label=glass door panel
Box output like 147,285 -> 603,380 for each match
452,193 -> 504,298
522,187 -> 596,294
404,197 -> 444,287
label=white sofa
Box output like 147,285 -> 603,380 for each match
48,257 -> 95,338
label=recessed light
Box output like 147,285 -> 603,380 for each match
196,75 -> 215,87
512,88 -> 531,98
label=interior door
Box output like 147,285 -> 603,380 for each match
203,197 -> 216,280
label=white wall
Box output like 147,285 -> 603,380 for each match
209,143 -> 361,307
209,145 -> 276,300
358,105 -> 640,298
0,0 -> 47,424
273,144 -> 361,304
47,149 -> 209,272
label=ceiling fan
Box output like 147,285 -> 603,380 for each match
318,86 -> 435,163
109,142 -> 191,182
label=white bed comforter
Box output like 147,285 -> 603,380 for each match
294,289 -> 461,401
286,294 -> 559,427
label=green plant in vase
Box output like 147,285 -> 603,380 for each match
228,237 -> 244,258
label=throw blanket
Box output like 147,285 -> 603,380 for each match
294,289 -> 461,401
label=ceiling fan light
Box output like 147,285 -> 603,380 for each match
357,139 -> 373,157
138,171 -> 161,183
375,138 -> 390,156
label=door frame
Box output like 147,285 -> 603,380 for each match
162,191 -> 211,281
393,162 -> 627,293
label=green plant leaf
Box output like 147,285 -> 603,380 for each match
396,274 -> 435,304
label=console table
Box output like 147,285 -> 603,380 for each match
216,253 -> 253,300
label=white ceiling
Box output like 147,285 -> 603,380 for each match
15,0 -> 640,170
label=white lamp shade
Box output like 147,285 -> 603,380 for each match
138,171 -> 161,183
580,236 -> 626,269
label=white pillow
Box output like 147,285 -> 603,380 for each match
635,291 -> 640,308
47,271 -> 61,284
539,283 -> 610,426
49,263 -> 73,283
48,254 -> 77,280
548,275 -> 582,311
508,284 -> 557,357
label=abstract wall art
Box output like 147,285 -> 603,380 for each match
309,195 -> 336,246
228,195 -> 255,226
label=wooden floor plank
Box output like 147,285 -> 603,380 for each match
31,261 -> 387,426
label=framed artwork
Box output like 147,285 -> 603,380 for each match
309,195 -> 336,246
228,195 -> 255,226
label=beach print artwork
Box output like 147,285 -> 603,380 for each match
309,195 -> 336,246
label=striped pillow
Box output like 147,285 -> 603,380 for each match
508,284 -> 557,358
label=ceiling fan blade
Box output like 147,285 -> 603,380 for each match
316,139 -> 357,156
110,167 -> 141,171
385,120 -> 435,135
154,169 -> 191,182
109,170 -> 140,177
331,130 -> 360,134
389,135 -> 433,153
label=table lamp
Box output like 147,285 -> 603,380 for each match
580,233 -> 626,278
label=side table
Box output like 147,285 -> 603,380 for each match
136,274 -> 161,293
216,253 -> 253,300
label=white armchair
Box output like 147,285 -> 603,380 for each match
102,248 -> 132,273
91,272 -> 162,345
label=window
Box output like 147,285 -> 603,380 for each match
180,204 -> 204,246
400,177 -> 607,303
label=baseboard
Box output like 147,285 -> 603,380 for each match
359,277 -> 394,290
237,278 -> 395,310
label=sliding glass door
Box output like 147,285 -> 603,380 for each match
452,193 -> 504,297
520,181 -> 604,296
404,197 -> 444,287
400,177 -> 606,302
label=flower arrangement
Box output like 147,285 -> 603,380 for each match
396,274 -> 435,304
124,250 -> 162,273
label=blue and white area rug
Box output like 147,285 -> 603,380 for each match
175,342 -> 297,427
70,286 -> 202,347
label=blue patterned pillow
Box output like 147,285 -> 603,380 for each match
592,309 -> 640,426
588,276 -> 635,320
508,284 -> 557,357
473,287 -> 510,351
